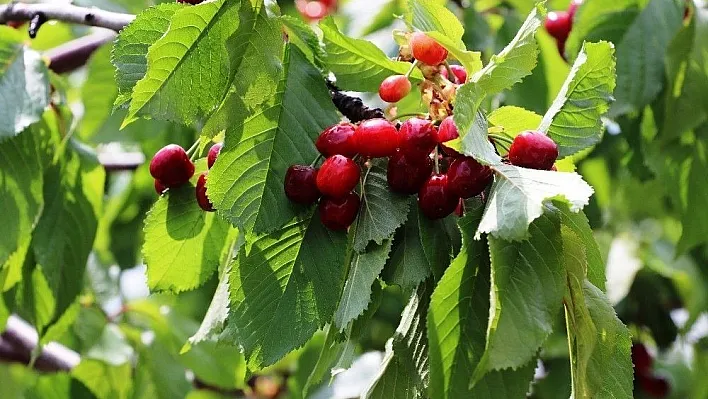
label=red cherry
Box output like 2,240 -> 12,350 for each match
316,122 -> 358,157
316,155 -> 360,198
545,11 -> 572,42
439,66 -> 449,79
639,375 -> 670,398
450,65 -> 467,84
285,165 -> 320,205
418,174 -> 459,220
447,157 -> 493,199
319,193 -> 360,231
437,116 -> 461,156
631,343 -> 653,376
454,198 -> 464,217
149,144 -> 195,188
320,0 -> 337,9
399,118 -> 438,158
207,143 -> 223,169
508,131 -> 559,170
410,32 -> 448,65
296,0 -> 328,21
355,119 -> 399,158
379,75 -> 412,103
568,0 -> 582,19
177,0 -> 204,4
195,172 -> 215,212
387,151 -> 433,195
154,180 -> 168,195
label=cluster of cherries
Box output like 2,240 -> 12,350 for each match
149,142 -> 223,213
296,0 -> 337,22
631,343 -> 670,398
544,0 -> 582,57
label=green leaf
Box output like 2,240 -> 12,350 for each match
143,184 -> 234,293
0,27 -> 50,140
562,228 -> 633,399
353,159 -> 410,252
677,142 -> 708,253
477,164 -> 594,241
487,106 -> 542,137
472,2 -> 545,94
123,0 -> 242,127
407,0 -> 464,42
223,213 -> 348,368
564,0 -> 638,58
188,261 -> 237,346
426,32 -> 483,77
207,45 -> 338,234
452,92 -> 501,165
363,283 -> 431,399
611,0 -> 684,116
320,17 -> 422,92
557,206 -> 605,291
281,15 -> 325,69
538,41 -> 617,158
334,239 -> 391,330
111,4 -> 180,109
480,212 -> 564,371
79,45 -> 118,140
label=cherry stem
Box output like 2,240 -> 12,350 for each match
443,61 -> 456,83
433,146 -> 440,174
404,59 -> 419,79
186,140 -> 201,160
310,154 -> 323,167
488,133 -> 514,145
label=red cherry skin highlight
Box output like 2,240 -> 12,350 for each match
285,165 -> 321,205
319,193 -> 360,231
149,144 -> 195,188
316,123 -> 358,157
355,119 -> 399,158
410,32 -> 448,65
316,155 -> 361,198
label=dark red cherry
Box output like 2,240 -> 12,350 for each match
447,157 -> 493,199
316,122 -> 358,157
355,119 -> 399,158
508,131 -> 559,170
638,375 -> 670,398
450,65 -> 467,84
399,118 -> 438,158
207,143 -> 223,169
631,343 -> 653,376
545,11 -> 572,42
316,155 -> 360,198
387,151 -> 433,195
155,180 -> 168,195
568,0 -> 582,19
410,32 -> 448,65
149,144 -> 195,187
285,165 -> 320,205
195,172 -> 215,212
379,75 -> 412,103
418,174 -> 458,220
437,116 -> 461,156
319,193 -> 360,231
177,0 -> 205,4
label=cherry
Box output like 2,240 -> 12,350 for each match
410,32 -> 448,65
398,118 -> 438,158
447,157 -> 493,199
507,131 -> 559,170
316,122 -> 358,157
319,193 -> 360,231
450,65 -> 467,84
285,165 -> 320,205
568,0 -> 582,19
177,0 -> 204,4
149,144 -> 195,188
379,75 -> 412,103
154,180 -> 168,195
631,343 -> 653,376
439,66 -> 449,79
195,172 -> 215,212
207,143 -> 223,169
545,11 -> 572,42
354,119 -> 399,158
316,155 -> 360,198
638,375 -> 670,398
418,174 -> 459,220
387,151 -> 433,195
296,0 -> 329,21
437,116 -> 461,156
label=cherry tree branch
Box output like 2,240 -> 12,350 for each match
0,2 -> 134,32
46,29 -> 117,74
0,315 -> 80,372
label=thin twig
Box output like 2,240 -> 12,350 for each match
0,2 -> 134,32
46,29 -> 117,74
0,315 -> 80,372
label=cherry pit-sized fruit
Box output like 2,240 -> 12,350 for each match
545,11 -> 572,42
316,122 -> 358,157
638,374 -> 670,398
437,116 -> 461,156
154,180 -> 168,195
398,118 -> 438,158
387,151 -> 434,195
379,75 -> 412,103
508,131 -> 559,170
316,155 -> 361,198
450,65 -> 468,84
319,192 -> 360,231
447,157 -> 493,199
354,118 -> 399,158
195,172 -> 215,212
207,143 -> 223,169
149,144 -> 195,188
631,343 -> 653,376
285,165 -> 321,205
296,0 -> 329,21
418,174 -> 459,220
410,32 -> 448,65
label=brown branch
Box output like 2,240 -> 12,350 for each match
0,2 -> 134,32
46,29 -> 117,74
0,316 -> 80,372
